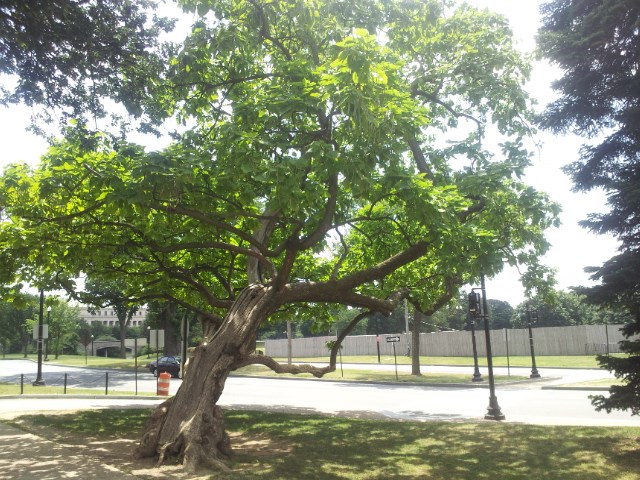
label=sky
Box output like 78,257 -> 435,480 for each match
0,0 -> 619,307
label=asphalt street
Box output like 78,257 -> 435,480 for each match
0,359 -> 637,427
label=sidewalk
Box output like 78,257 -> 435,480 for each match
0,396 -> 167,479
0,421 -> 140,479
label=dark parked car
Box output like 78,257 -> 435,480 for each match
147,356 -> 181,378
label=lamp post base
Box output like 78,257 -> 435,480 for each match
472,372 -> 484,382
485,396 -> 505,421
485,408 -> 506,421
484,412 -> 507,420
530,371 -> 541,379
32,379 -> 45,386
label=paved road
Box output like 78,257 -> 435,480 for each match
0,359 -> 636,427
0,359 -> 172,395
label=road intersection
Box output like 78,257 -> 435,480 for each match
0,359 -> 636,427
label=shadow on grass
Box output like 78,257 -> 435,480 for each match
7,408 -> 640,480
222,410 -> 640,480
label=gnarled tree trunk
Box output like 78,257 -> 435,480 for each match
136,284 -> 276,472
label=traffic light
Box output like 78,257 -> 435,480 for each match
468,291 -> 482,316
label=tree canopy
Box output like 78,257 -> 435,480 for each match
0,0 -> 173,129
537,0 -> 640,414
1,0 -> 560,470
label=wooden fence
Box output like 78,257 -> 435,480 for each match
264,324 -> 629,358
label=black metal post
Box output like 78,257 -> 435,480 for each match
105,372 -> 109,396
135,338 -> 138,396
147,326 -> 151,358
44,306 -> 50,361
468,312 -> 483,382
375,316 -> 381,364
20,374 -> 24,394
334,330 -> 344,377
64,373 -> 67,394
32,289 -> 45,386
505,328 -> 511,377
392,342 -> 398,381
480,274 -> 505,421
526,306 -> 541,379
91,335 -> 94,357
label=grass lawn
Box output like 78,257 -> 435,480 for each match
8,408 -> 640,480
560,378 -> 625,388
233,365 -> 525,384
2,353 -> 617,370
0,353 -> 148,370
275,354 -> 620,369
0,353 -> 614,390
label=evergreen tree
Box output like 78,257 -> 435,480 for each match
538,0 -> 640,414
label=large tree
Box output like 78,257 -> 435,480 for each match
1,0 -> 559,471
537,0 -> 640,414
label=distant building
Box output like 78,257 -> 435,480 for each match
78,305 -> 148,328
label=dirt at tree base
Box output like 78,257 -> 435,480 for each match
3,410 -> 292,479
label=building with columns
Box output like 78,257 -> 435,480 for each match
78,305 -> 149,328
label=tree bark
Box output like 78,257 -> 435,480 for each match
161,301 -> 180,355
411,309 -> 422,376
119,319 -> 127,359
136,284 -> 276,472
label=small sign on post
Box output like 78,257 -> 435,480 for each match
32,324 -> 48,340
386,336 -> 400,380
149,329 -> 165,350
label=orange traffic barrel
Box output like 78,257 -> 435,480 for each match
157,371 -> 171,396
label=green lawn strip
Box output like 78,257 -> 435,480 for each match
274,355 -> 620,369
0,382 -> 157,396
555,378 -> 624,389
2,353 -> 620,370
0,353 -> 151,371
233,365 -> 525,384
7,409 -> 640,480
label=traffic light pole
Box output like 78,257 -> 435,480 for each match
469,275 -> 504,421
526,306 -> 541,378
467,311 -> 483,382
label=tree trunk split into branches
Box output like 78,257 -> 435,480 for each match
136,284 -> 277,472
136,287 -> 372,472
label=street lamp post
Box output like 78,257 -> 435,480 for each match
375,315 -> 381,364
91,335 -> 94,356
44,306 -> 51,361
526,305 -> 541,379
147,326 -> 151,358
32,289 -> 45,386
466,309 -> 483,382
469,274 -> 504,420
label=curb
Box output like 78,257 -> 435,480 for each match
229,373 -> 552,389
541,385 -> 611,391
0,394 -> 167,400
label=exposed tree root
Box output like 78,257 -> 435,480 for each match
136,397 -> 174,459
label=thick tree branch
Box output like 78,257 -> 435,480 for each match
412,86 -> 482,128
299,174 -> 339,250
280,241 -> 428,312
148,202 -> 270,255
406,134 -> 435,180
248,209 -> 280,284
334,240 -> 429,291
233,310 -> 373,376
